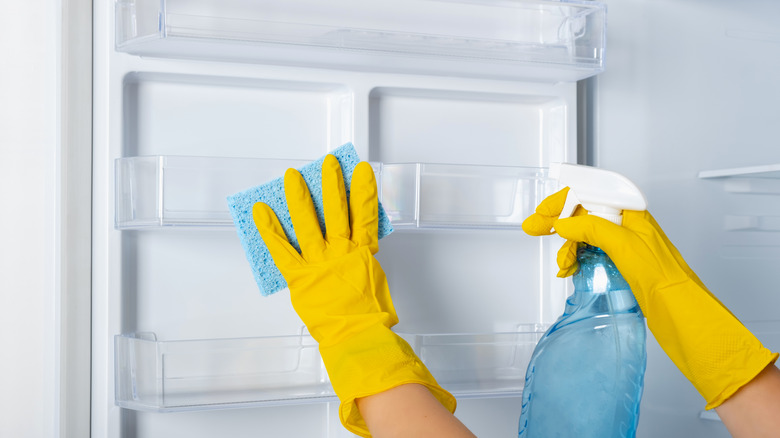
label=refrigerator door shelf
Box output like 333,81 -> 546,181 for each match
114,332 -> 331,412
115,155 -> 558,231
699,163 -> 780,254
699,163 -> 780,196
115,328 -> 546,412
115,155 -> 312,228
699,163 -> 780,180
400,326 -> 547,399
115,0 -> 606,82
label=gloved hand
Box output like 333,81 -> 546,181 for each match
252,154 -> 456,437
523,187 -> 778,409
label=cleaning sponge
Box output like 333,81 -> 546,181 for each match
227,143 -> 394,296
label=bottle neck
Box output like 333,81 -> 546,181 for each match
572,244 -> 631,294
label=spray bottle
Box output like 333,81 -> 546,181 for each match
518,163 -> 648,438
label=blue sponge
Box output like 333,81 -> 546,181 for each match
227,143 -> 394,296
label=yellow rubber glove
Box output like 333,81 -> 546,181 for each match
523,187 -> 778,409
252,154 -> 456,437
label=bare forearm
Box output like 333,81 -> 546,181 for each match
715,364 -> 780,438
356,384 -> 476,438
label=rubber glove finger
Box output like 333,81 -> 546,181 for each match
555,215 -> 639,255
553,214 -> 648,274
322,155 -> 351,246
551,205 -> 590,277
252,202 -> 305,270
522,187 -> 570,236
554,214 -> 661,308
349,162 -> 379,254
284,168 -> 327,261
556,240 -> 580,278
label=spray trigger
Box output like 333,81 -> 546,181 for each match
552,190 -> 582,233
548,162 -> 648,233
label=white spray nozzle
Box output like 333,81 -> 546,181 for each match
549,163 -> 647,227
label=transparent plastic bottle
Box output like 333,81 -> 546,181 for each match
518,244 -> 647,438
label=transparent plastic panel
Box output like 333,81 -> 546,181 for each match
115,332 -> 162,409
115,327 -> 547,412
115,332 -> 330,412
115,156 -> 310,228
115,156 -> 554,230
403,326 -> 546,398
115,0 -> 606,81
115,156 -> 164,228
381,163 -> 549,229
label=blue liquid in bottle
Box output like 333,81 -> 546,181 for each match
518,244 -> 647,438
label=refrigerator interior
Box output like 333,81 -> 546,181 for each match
92,0 -> 780,437
95,0 -> 603,436
591,0 -> 780,436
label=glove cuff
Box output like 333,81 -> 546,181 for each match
645,281 -> 779,410
704,350 -> 778,410
319,324 -> 456,437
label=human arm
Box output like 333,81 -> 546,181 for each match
356,383 -> 477,438
715,364 -> 780,438
252,155 -> 467,437
522,187 -> 778,432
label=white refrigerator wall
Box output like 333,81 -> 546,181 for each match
595,0 -> 780,436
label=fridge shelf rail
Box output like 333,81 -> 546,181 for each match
698,163 -> 780,180
699,164 -> 780,240
115,155 -> 556,231
699,163 -> 780,195
115,328 -> 546,412
115,0 -> 606,82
